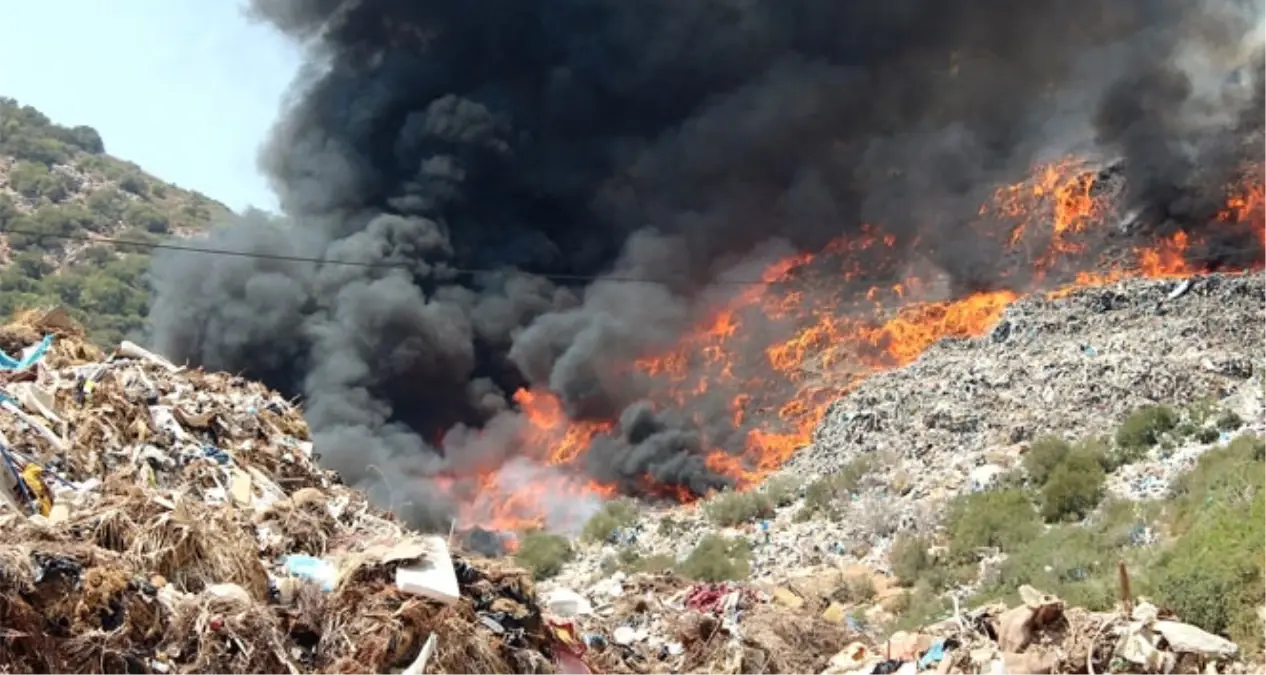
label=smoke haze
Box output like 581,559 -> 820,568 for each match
148,0 -> 1265,531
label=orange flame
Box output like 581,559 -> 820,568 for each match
445,156 -> 1265,534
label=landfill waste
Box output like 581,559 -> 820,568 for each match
869,586 -> 1258,675
541,275 -> 1265,588
534,566 -> 1262,675
0,307 -> 562,674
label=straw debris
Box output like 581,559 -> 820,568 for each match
0,309 -> 559,674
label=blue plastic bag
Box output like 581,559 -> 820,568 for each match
282,554 -> 337,591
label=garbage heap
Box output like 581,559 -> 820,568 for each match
820,584 -> 1254,675
541,572 -> 860,674
0,308 -> 558,674
543,566 -> 1257,675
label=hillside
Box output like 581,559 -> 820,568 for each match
0,97 -> 231,346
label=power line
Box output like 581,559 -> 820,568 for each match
1,225 -> 745,285
1,223 -> 1262,286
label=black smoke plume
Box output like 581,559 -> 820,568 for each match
148,0 -> 1265,531
1093,2 -> 1264,269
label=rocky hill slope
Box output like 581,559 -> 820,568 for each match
0,97 -> 230,346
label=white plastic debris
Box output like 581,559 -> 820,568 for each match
204,583 -> 253,604
118,340 -> 183,373
1166,278 -> 1193,300
401,633 -> 437,675
612,625 -> 648,645
545,587 -> 594,617
1154,620 -> 1240,659
394,535 -> 461,605
969,464 -> 1005,492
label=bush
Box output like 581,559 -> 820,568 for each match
1167,434 -> 1265,534
514,531 -> 574,580
1022,435 -> 1070,485
1152,496 -> 1264,654
945,489 -> 1041,562
677,535 -> 750,582
581,498 -> 638,543
125,202 -> 170,234
704,489 -> 774,527
887,581 -> 950,632
972,498 -> 1164,612
1195,426 -> 1221,444
831,574 -> 878,604
803,455 -> 876,514
117,172 -> 149,196
889,533 -> 935,587
61,125 -> 104,154
1040,445 -> 1106,522
762,475 -> 799,507
1216,410 -> 1244,432
1115,405 -> 1178,450
8,160 -> 72,201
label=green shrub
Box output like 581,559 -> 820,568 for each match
677,535 -> 751,582
945,489 -> 1041,562
1216,410 -> 1244,432
1167,434 -> 1265,535
973,524 -> 1124,612
1175,421 -> 1199,438
831,574 -> 878,604
1115,405 -> 1178,450
581,498 -> 638,542
1040,445 -> 1106,522
972,498 -> 1164,612
704,489 -> 774,527
1152,496 -> 1264,655
803,455 -> 876,514
117,172 -> 148,196
889,534 -> 935,587
762,475 -> 799,507
1023,435 -> 1071,485
515,531 -> 574,580
1195,426 -> 1221,444
887,581 -> 950,632
1186,398 -> 1218,425
125,202 -> 170,234
8,160 -> 72,201
627,552 -> 676,574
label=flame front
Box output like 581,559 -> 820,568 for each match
446,157 -> 1264,534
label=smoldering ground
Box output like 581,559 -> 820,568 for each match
148,0 -> 1265,531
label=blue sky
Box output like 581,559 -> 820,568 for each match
0,1 -> 301,213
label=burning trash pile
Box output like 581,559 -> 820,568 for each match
0,308 -> 563,674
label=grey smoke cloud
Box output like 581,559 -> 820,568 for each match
148,0 -> 1264,532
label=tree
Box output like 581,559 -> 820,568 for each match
125,202 -> 170,234
63,125 -> 105,154
8,161 -> 72,201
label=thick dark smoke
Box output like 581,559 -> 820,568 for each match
1093,2 -> 1264,268
148,0 -> 1264,531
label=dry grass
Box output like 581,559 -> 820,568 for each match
161,594 -> 292,674
126,497 -> 270,600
